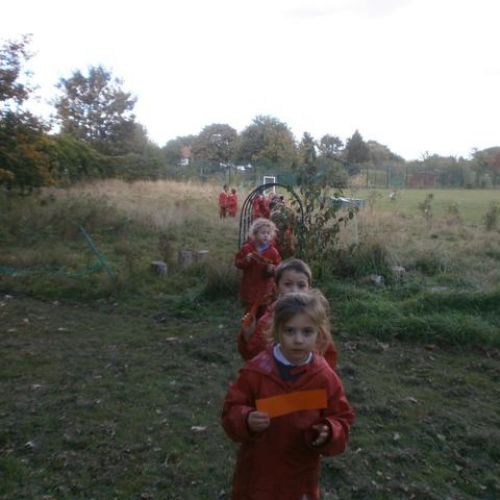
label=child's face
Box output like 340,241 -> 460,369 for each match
279,312 -> 318,365
254,227 -> 273,246
277,270 -> 310,296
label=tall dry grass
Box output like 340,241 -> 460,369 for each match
8,179 -> 499,294
341,210 -> 500,290
42,179 -> 234,231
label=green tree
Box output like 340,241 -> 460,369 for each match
366,140 -> 404,165
298,132 -> 317,166
192,123 -> 238,166
315,157 -> 348,188
54,65 -> 138,155
472,147 -> 500,187
344,129 -> 369,174
236,115 -> 297,169
44,134 -> 103,183
318,134 -> 343,158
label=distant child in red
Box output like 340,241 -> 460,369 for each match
238,258 -> 338,370
251,193 -> 271,220
222,291 -> 355,500
235,218 -> 281,318
227,188 -> 238,217
218,184 -> 229,218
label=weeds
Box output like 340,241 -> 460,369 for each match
367,189 -> 382,211
202,259 -> 239,299
445,200 -> 463,225
418,193 -> 434,225
484,201 -> 499,230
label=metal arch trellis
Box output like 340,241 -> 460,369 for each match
238,183 -> 305,256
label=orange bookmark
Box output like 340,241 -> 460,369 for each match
256,389 -> 327,418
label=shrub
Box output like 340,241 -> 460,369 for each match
333,239 -> 391,280
413,250 -> 454,276
292,160 -> 356,278
484,202 -> 499,231
445,201 -> 463,225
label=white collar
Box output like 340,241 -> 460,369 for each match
273,344 -> 312,366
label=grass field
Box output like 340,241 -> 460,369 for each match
1,180 -> 500,499
352,187 -> 499,224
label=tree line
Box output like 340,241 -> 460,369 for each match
1,35 -> 499,192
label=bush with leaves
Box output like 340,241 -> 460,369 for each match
293,160 -> 356,278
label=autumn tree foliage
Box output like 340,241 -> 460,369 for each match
0,35 -> 55,191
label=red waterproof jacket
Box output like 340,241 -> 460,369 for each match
251,196 -> 271,220
238,303 -> 274,361
238,302 -> 338,370
221,349 -> 355,500
227,193 -> 238,216
219,191 -> 229,208
235,241 -> 281,306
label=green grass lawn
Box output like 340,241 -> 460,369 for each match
352,188 -> 499,224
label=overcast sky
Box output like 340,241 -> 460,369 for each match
3,0 -> 500,160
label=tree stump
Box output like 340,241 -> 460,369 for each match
178,250 -> 194,268
196,250 -> 209,263
151,260 -> 168,277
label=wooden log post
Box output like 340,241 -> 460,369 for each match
178,250 -> 194,268
196,250 -> 209,263
151,260 -> 168,277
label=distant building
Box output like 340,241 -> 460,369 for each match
409,172 -> 436,188
179,145 -> 192,166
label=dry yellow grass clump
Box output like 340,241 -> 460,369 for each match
345,210 -> 500,289
38,179 -> 499,290
44,179 -> 237,231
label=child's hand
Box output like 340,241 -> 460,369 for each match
241,314 -> 256,339
266,263 -> 274,274
311,423 -> 331,447
247,411 -> 270,433
246,253 -> 253,262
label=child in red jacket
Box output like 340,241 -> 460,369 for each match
238,258 -> 338,370
218,184 -> 229,218
235,218 -> 281,318
222,291 -> 355,500
227,188 -> 238,217
251,193 -> 271,220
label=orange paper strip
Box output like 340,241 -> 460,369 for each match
256,389 -> 327,418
